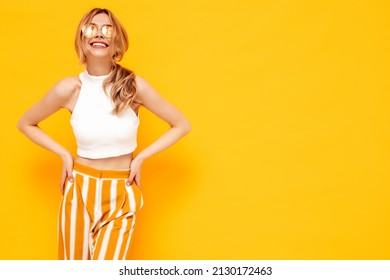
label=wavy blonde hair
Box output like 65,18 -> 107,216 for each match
75,8 -> 137,114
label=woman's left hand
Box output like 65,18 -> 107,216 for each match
126,156 -> 144,188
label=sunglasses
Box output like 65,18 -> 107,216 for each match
82,23 -> 113,38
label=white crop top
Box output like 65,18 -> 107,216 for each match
70,70 -> 140,159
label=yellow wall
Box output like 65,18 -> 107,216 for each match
1,0 -> 389,259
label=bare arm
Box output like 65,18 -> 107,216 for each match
127,75 -> 191,186
17,77 -> 80,191
134,75 -> 192,160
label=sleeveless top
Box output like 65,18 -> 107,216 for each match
70,70 -> 140,159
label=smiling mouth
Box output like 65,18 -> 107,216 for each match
90,42 -> 109,48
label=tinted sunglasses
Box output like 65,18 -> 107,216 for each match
82,23 -> 113,38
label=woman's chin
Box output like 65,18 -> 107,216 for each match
86,50 -> 111,60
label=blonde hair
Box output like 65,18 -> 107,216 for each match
75,8 -> 137,114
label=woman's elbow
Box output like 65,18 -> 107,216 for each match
182,119 -> 192,135
17,118 -> 25,132
17,117 -> 31,134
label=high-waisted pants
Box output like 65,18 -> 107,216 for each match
58,162 -> 143,260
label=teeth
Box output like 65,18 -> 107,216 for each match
92,42 -> 106,47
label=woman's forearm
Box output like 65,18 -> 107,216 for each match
17,124 -> 70,159
136,123 -> 191,162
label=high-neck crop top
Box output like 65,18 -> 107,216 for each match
70,70 -> 140,159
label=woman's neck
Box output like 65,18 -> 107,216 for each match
86,59 -> 113,76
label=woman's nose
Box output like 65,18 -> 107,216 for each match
94,29 -> 104,38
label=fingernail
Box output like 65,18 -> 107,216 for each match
126,181 -> 130,186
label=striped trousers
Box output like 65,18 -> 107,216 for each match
58,162 -> 143,260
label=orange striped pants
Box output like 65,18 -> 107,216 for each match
58,162 -> 143,260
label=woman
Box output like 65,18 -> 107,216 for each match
17,8 -> 191,260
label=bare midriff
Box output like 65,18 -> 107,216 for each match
74,153 -> 133,170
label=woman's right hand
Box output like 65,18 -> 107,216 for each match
60,151 -> 74,195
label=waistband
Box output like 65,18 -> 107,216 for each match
73,161 -> 130,179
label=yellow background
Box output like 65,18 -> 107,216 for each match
1,0 -> 389,259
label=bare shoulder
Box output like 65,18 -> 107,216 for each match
133,74 -> 163,104
50,76 -> 81,100
134,75 -> 149,93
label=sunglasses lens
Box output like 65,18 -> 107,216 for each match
82,24 -> 97,38
102,25 -> 113,38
